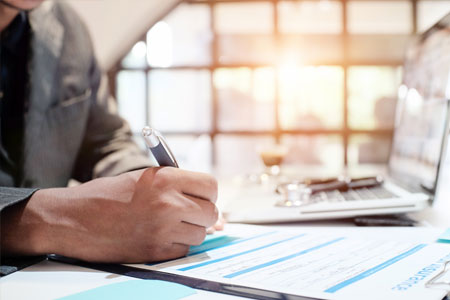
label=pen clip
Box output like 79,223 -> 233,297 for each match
426,260 -> 450,290
156,132 -> 179,168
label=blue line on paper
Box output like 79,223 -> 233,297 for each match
178,233 -> 307,271
146,231 -> 277,266
324,244 -> 427,293
223,237 -> 345,279
437,228 -> 450,243
188,235 -> 240,256
188,231 -> 277,256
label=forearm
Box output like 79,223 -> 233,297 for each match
1,173 -> 139,260
0,181 -> 128,259
1,190 -> 52,257
1,168 -> 219,264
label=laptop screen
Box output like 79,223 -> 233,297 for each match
388,14 -> 450,192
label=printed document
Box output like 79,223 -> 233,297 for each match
128,225 -> 450,300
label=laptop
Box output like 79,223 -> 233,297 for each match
224,14 -> 450,224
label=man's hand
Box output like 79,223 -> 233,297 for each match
0,168 -> 219,263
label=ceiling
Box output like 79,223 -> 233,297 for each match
66,0 -> 181,70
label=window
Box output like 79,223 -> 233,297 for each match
348,66 -> 402,130
278,1 -> 343,34
114,0 -> 450,174
116,71 -> 146,133
148,70 -> 212,132
278,66 -> 344,130
214,2 -> 274,34
347,1 -> 413,34
215,67 -> 276,131
146,4 -> 211,67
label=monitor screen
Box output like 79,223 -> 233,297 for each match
389,15 -> 450,192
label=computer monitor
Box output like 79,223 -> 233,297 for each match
389,13 -> 450,194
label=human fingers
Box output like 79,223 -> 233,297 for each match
180,194 -> 219,228
147,243 -> 190,263
206,211 -> 225,234
171,222 -> 207,246
176,170 -> 218,204
213,213 -> 226,231
139,168 -> 218,204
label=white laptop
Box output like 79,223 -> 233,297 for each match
224,14 -> 450,224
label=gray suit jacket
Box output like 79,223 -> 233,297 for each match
0,1 -> 152,272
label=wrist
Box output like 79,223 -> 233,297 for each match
1,189 -> 60,257
24,189 -> 56,255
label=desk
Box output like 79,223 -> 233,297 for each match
2,170 -> 450,300
0,260 -> 252,300
217,162 -> 450,228
1,226 -> 447,300
2,224 -> 449,300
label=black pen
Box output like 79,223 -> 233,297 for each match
142,126 -> 179,168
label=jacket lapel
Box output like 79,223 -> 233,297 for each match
27,1 -> 64,113
21,1 -> 64,187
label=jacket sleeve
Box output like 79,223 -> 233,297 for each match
71,57 -> 154,182
0,187 -> 38,212
0,187 -> 42,276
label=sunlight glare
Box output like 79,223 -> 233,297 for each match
147,22 -> 173,67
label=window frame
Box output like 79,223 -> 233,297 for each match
109,0 -> 439,168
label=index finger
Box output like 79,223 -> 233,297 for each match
176,169 -> 218,204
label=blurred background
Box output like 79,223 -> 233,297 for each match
67,0 -> 450,177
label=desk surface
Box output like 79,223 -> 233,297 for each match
2,168 -> 450,299
1,226 -> 448,300
0,260 -> 252,300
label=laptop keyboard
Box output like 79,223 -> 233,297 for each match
310,186 -> 399,203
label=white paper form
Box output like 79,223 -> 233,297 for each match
127,225 -> 450,300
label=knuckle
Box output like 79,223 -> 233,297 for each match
141,167 -> 158,181
154,174 -> 170,188
155,197 -> 172,211
153,167 -> 177,188
182,198 -> 197,213
158,198 -> 181,217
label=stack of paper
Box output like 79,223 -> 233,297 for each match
128,225 -> 450,300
